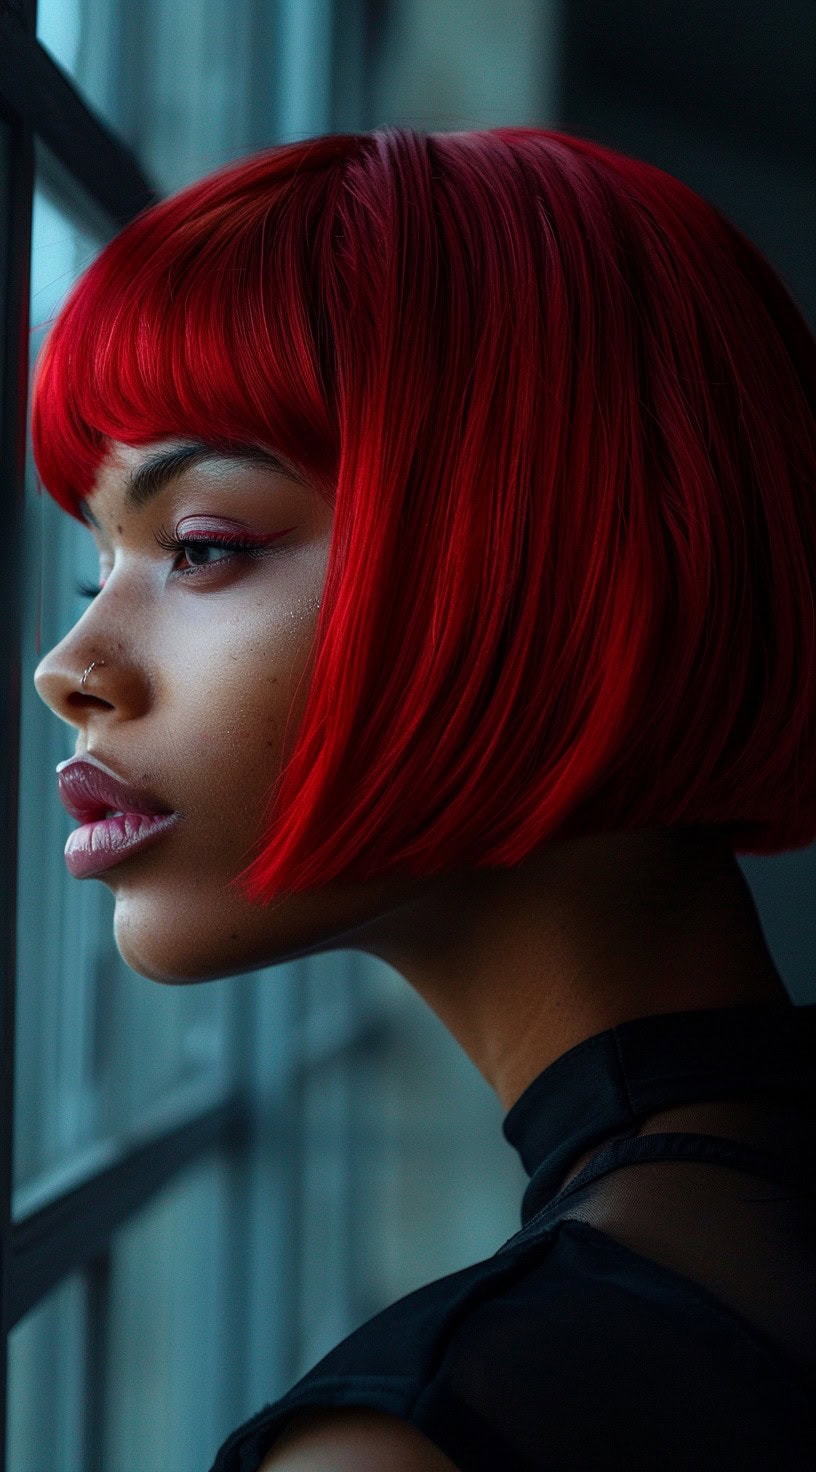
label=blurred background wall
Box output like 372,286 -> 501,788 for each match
8,3 -> 815,1470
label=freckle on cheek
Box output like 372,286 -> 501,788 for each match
285,596 -> 322,624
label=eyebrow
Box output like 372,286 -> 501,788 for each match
78,441 -> 303,531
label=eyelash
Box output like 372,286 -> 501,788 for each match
74,525 -> 271,601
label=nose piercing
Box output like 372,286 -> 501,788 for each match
81,660 -> 105,691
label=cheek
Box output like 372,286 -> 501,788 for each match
208,609 -> 320,778
263,602 -> 323,749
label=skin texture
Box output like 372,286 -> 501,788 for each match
34,436 -> 792,1470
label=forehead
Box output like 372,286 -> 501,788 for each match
78,436 -> 304,536
99,438 -> 187,483
79,438 -> 191,527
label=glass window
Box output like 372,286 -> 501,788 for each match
35,0 -> 125,139
8,1159 -> 240,1472
102,1158 -> 237,1472
15,145 -> 231,1217
7,1273 -> 87,1472
35,0 -> 284,195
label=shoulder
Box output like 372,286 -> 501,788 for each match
257,1405 -> 462,1471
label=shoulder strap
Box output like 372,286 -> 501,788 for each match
498,1129 -> 816,1255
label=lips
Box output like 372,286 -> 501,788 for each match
56,756 -> 175,824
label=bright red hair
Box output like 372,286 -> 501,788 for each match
29,125 -> 816,906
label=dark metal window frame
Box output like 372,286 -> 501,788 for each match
0,4 -> 255,1466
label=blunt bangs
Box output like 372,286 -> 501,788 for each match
29,133 -> 357,519
29,125 -> 816,906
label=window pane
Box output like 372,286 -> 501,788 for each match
7,1273 -> 88,1471
35,0 -> 124,140
14,146 -> 231,1217
297,1050 -> 356,1374
8,1159 -> 242,1472
102,1157 -> 238,1472
35,0 -> 283,196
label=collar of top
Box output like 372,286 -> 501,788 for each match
502,998 -> 816,1221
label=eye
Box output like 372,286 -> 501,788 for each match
75,578 -> 106,601
154,529 -> 267,575
74,525 -> 294,600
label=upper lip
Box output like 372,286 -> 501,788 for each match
56,756 -> 176,823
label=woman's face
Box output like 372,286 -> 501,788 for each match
32,437 -> 424,984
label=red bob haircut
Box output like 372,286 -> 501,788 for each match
30,125 -> 816,906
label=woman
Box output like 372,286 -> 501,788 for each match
32,126 -> 816,1470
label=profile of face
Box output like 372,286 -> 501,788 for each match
32,434 -> 790,1114
32,438 -> 426,985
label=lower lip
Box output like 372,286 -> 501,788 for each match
64,812 -> 181,878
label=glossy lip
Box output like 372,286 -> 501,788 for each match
63,811 -> 181,878
56,755 -> 176,823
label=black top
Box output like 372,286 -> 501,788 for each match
207,1000 -> 816,1470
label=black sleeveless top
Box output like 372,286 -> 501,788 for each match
207,1000 -> 816,1470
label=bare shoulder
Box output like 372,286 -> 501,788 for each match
257,1405 -> 462,1471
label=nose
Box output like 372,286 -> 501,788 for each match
33,648 -> 110,724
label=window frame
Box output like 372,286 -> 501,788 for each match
0,6 -> 261,1466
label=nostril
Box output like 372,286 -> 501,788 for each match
67,691 -> 112,709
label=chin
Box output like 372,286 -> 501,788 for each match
111,918 -> 228,985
